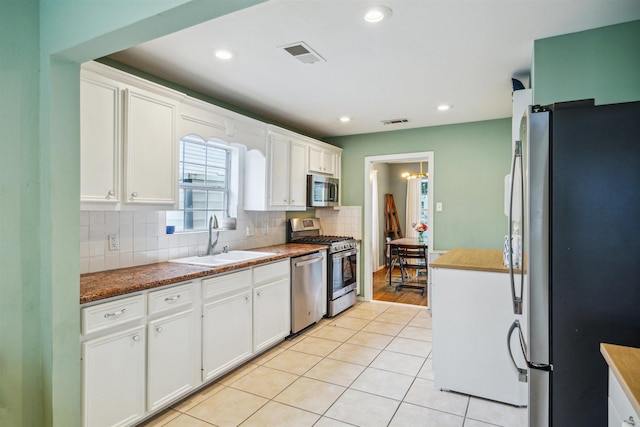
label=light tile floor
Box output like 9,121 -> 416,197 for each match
140,301 -> 527,427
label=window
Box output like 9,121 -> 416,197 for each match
420,178 -> 429,226
166,136 -> 230,232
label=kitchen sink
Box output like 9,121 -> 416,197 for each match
212,250 -> 276,262
169,251 -> 276,267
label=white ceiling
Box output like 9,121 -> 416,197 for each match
109,0 -> 640,138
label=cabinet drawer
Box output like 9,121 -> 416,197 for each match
148,282 -> 195,315
203,270 -> 252,300
253,260 -> 289,285
82,295 -> 145,335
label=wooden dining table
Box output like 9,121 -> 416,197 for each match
387,237 -> 428,287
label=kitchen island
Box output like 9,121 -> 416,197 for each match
430,248 -> 528,406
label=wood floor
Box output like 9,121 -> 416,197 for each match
372,267 -> 427,307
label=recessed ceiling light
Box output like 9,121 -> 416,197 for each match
364,5 -> 392,23
213,48 -> 235,60
339,116 -> 352,123
437,104 -> 452,111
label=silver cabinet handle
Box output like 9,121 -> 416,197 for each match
132,335 -> 140,342
131,192 -> 138,198
245,296 -> 250,301
156,327 -> 163,333
104,308 -> 126,318
107,190 -> 115,197
623,416 -> 635,426
164,295 -> 181,302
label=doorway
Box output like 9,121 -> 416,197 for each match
363,152 -> 434,305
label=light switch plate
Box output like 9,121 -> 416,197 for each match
436,202 -> 443,212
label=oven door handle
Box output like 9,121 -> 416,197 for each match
332,248 -> 357,258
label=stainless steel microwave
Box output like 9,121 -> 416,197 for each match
307,174 -> 339,207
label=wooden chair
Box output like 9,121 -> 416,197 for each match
395,244 -> 428,295
385,237 -> 402,286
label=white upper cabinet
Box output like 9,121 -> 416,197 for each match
244,127 -> 309,211
80,62 -> 184,210
124,87 -> 178,206
267,132 -> 307,210
309,143 -> 342,178
80,71 -> 121,206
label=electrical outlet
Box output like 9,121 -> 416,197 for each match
436,202 -> 443,212
108,234 -> 119,251
245,226 -> 253,237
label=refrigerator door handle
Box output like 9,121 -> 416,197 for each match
507,319 -> 528,382
508,141 -> 524,315
508,319 -> 553,378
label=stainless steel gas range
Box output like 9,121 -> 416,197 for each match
289,218 -> 358,317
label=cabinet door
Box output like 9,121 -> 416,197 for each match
147,309 -> 197,411
202,290 -> 253,381
321,150 -> 336,176
124,88 -> 177,206
253,277 -> 291,353
308,145 -> 324,174
80,73 -> 120,205
268,134 -> 290,208
289,140 -> 307,208
82,325 -> 145,427
309,146 -> 336,176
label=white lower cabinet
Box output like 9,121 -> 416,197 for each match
253,261 -> 291,353
608,368 -> 639,427
202,270 -> 253,381
81,260 -> 292,426
147,308 -> 197,411
82,325 -> 146,427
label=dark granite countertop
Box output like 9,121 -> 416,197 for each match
80,243 -> 326,304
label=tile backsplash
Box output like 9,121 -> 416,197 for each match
80,210 -> 286,274
80,206 -> 362,274
316,206 -> 362,239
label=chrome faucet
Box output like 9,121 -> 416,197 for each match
206,215 -> 219,255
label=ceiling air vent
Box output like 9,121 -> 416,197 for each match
280,42 -> 325,64
381,118 -> 409,125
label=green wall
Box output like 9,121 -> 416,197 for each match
3,3 -> 638,425
2,1 -> 265,426
327,119 -> 512,251
533,20 -> 640,105
1,2 -> 41,426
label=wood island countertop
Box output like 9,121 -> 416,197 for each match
429,248 -> 523,274
600,343 -> 640,416
80,243 -> 326,304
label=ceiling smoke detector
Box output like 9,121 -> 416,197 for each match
280,42 -> 326,64
381,118 -> 409,125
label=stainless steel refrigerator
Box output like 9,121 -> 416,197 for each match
507,100 -> 640,426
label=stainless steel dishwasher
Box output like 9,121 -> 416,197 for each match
291,251 -> 324,334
